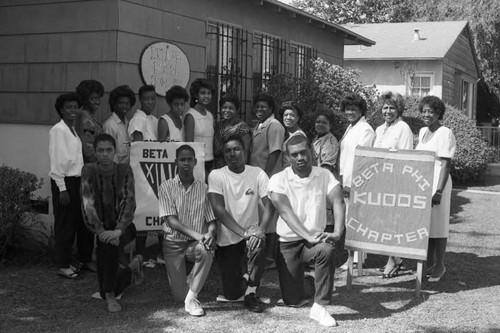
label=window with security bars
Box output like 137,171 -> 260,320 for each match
206,22 -> 251,120
290,43 -> 316,81
253,33 -> 286,92
206,22 -> 318,121
410,74 -> 433,97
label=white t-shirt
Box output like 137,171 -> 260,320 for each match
128,109 -> 158,141
208,165 -> 269,246
269,166 -> 339,242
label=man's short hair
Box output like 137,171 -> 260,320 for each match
223,135 -> 245,150
94,133 -> 116,149
285,134 -> 311,152
176,144 -> 196,159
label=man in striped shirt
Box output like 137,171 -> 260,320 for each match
158,145 -> 216,317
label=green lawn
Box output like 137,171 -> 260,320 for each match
1,188 -> 500,333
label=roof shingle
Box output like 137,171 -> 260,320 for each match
343,21 -> 468,60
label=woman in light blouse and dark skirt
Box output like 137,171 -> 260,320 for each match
49,93 -> 92,279
416,96 -> 456,283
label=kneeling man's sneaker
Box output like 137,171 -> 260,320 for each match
185,298 -> 205,317
309,302 -> 337,327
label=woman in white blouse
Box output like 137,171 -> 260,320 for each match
49,92 -> 89,279
416,96 -> 456,283
374,92 -> 414,278
339,94 -> 375,269
185,78 -> 216,174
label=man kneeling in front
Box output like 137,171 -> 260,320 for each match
268,135 -> 345,327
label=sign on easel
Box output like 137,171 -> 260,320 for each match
130,141 -> 205,231
345,147 -> 435,260
344,147 -> 435,297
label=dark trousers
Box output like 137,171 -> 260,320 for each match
51,177 -> 94,268
277,240 -> 335,306
97,224 -> 136,298
216,239 -> 266,300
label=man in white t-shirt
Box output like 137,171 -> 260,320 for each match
208,135 -> 274,313
128,84 -> 158,142
268,135 -> 345,327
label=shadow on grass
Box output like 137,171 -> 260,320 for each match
333,250 -> 500,322
450,189 -> 470,225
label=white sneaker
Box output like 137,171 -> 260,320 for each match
309,302 -> 337,327
185,298 -> 205,316
216,295 -> 244,302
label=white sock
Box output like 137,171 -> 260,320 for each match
185,289 -> 198,302
245,286 -> 257,296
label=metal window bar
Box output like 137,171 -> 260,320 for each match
206,22 -> 251,121
289,44 -> 318,94
253,34 -> 287,93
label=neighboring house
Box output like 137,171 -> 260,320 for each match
343,21 -> 479,119
0,0 -> 373,200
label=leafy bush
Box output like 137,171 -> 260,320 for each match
0,165 -> 47,263
267,58 -> 493,183
266,58 -> 378,140
401,96 -> 495,182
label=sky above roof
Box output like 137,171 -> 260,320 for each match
344,21 -> 468,60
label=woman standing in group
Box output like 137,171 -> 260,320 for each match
49,93 -> 88,279
76,79 -> 105,164
213,93 -> 251,169
338,93 -> 375,269
103,85 -> 136,164
158,85 -> 189,142
279,102 -> 306,168
416,96 -> 456,283
312,110 -> 339,178
373,92 -> 414,278
185,78 -> 216,174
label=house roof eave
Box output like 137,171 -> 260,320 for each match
260,0 -> 375,47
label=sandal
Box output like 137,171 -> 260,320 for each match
58,268 -> 81,280
382,261 -> 404,279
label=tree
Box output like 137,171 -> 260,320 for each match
292,0 -> 500,120
291,0 -> 415,24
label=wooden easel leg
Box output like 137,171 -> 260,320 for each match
346,251 -> 354,290
415,260 -> 423,298
358,251 -> 364,277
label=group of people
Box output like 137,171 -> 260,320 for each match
48,77 -> 455,326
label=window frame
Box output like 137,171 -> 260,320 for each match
407,72 -> 435,97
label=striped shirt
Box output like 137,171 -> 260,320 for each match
158,174 -> 216,241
